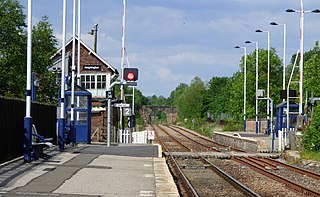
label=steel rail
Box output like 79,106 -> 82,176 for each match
261,157 -> 320,180
153,125 -> 199,197
199,156 -> 260,197
155,125 -> 260,197
170,125 -> 245,152
233,157 -> 320,197
153,125 -> 190,152
167,124 -> 320,196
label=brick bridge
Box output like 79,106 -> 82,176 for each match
141,106 -> 178,125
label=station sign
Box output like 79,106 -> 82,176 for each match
114,103 -> 130,108
123,107 -> 132,116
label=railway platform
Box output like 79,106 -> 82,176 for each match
0,144 -> 179,197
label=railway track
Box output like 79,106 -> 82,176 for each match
154,124 -> 320,197
153,124 -> 259,197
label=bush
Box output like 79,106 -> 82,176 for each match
223,120 -> 242,131
303,105 -> 320,151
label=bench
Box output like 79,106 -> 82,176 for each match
31,124 -> 53,160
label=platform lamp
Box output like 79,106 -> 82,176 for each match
245,40 -> 259,133
270,22 -> 286,93
24,0 -> 33,162
255,29 -> 271,133
235,46 -> 247,131
286,0 -> 320,128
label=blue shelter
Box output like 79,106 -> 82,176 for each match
275,102 -> 299,137
65,85 -> 92,143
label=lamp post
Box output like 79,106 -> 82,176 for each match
270,22 -> 287,92
245,41 -> 259,133
24,0 -> 33,162
286,0 -> 320,127
256,29 -> 271,133
235,46 -> 247,131
58,0 -> 67,151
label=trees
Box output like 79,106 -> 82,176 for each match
0,1 -> 58,103
205,77 -> 231,120
303,105 -> 320,151
32,16 -> 58,104
227,48 -> 282,123
175,77 -> 206,119
0,0 -> 26,97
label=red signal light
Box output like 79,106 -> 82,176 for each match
123,68 -> 138,81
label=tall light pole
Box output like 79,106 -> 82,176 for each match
120,0 -> 126,141
270,22 -> 287,92
245,41 -> 259,133
286,1 -> 320,128
58,0 -> 67,151
256,29 -> 271,133
24,0 -> 33,162
235,46 -> 247,131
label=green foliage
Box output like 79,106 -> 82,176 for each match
176,77 -> 206,119
303,42 -> 320,97
147,95 -> 169,106
0,1 -> 58,104
303,105 -> 320,151
32,16 -> 58,104
168,83 -> 188,106
223,120 -> 242,131
300,150 -> 320,162
205,77 -> 231,119
0,0 -> 26,97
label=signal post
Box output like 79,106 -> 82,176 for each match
106,68 -> 138,147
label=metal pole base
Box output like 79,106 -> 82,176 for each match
244,118 -> 246,132
70,120 -> 76,146
58,118 -> 65,151
24,117 -> 33,163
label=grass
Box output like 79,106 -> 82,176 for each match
300,150 -> 320,162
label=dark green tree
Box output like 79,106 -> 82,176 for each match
230,48 -> 282,122
32,16 -> 58,104
168,83 -> 188,106
205,76 -> 231,120
303,105 -> 320,151
176,77 -> 206,119
0,0 -> 26,97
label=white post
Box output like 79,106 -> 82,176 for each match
76,0 -> 81,121
278,130 -> 283,152
24,0 -> 33,162
26,0 -> 32,118
119,0 -> 126,140
299,0 -> 304,118
255,42 -> 259,133
70,0 -> 76,144
58,0 -> 67,151
283,24 -> 287,91
77,0 -> 81,86
244,47 -> 247,131
267,31 -> 270,132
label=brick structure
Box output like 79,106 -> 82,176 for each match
50,37 -> 119,142
141,106 -> 178,125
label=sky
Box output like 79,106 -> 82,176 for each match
20,0 -> 320,97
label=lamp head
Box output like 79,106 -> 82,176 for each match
312,9 -> 320,13
255,29 -> 263,33
235,46 -> 241,49
270,22 -> 278,26
286,9 -> 295,13
245,41 -> 252,44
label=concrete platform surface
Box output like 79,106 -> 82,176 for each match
0,144 -> 179,197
